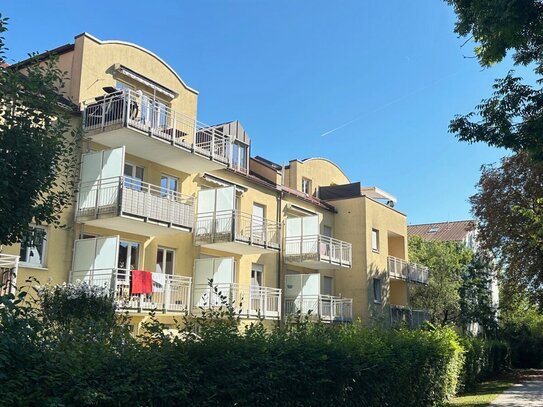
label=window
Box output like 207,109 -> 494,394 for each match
160,174 -> 178,198
252,203 -> 266,241
19,225 -> 48,268
371,228 -> 380,252
251,263 -> 263,288
323,276 -> 333,296
118,240 -> 139,270
232,142 -> 248,172
323,225 -> 332,238
156,247 -> 175,275
301,178 -> 312,195
373,278 -> 382,303
124,162 -> 144,190
115,80 -> 133,91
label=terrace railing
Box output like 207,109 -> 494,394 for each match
387,256 -> 429,284
194,210 -> 281,250
284,234 -> 352,267
70,269 -> 191,313
82,89 -> 231,165
77,176 -> 194,230
285,295 -> 353,323
193,282 -> 281,319
0,254 -> 19,297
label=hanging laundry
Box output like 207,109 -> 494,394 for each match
131,270 -> 153,294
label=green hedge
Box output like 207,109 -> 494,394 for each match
458,336 -> 511,391
0,284 -> 508,407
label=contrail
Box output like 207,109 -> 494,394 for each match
320,71 -> 463,137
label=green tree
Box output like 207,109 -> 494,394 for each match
470,153 -> 543,307
408,236 -> 473,326
0,15 -> 79,245
459,253 -> 498,335
446,0 -> 543,161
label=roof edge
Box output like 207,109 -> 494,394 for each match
76,32 -> 199,95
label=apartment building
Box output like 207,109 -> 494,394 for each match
1,33 -> 428,332
408,220 -> 499,332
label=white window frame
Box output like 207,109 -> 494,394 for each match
301,178 -> 312,195
160,174 -> 178,198
124,162 -> 144,191
118,240 -> 140,271
156,247 -> 175,275
251,263 -> 264,288
371,228 -> 380,253
19,225 -> 48,268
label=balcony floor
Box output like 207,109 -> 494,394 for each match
284,257 -> 351,270
86,125 -> 227,174
198,241 -> 280,255
77,214 -> 191,236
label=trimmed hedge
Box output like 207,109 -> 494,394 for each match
0,284 -> 509,407
458,336 -> 511,391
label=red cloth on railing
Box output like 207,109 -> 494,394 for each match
131,270 -> 153,294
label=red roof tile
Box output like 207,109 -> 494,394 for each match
407,220 -> 476,242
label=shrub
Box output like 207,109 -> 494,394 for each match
0,283 -> 488,407
458,336 -> 511,391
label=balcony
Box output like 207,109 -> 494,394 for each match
70,269 -> 192,313
82,89 -> 231,174
0,254 -> 19,297
76,176 -> 194,236
284,235 -> 352,269
390,304 -> 429,328
285,295 -> 353,323
193,282 -> 281,320
194,210 -> 281,254
387,256 -> 429,284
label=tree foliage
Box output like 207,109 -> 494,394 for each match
0,15 -> 79,245
470,153 -> 543,307
408,236 -> 473,326
446,0 -> 543,160
459,253 -> 498,335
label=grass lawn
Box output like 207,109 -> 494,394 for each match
448,377 -> 515,407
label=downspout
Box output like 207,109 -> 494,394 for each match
277,187 -> 283,326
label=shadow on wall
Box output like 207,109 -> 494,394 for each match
367,263 -> 390,328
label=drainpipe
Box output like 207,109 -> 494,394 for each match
277,188 -> 283,325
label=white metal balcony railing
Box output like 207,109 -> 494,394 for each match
387,256 -> 429,284
193,283 -> 281,320
194,210 -> 281,250
77,176 -> 194,230
390,304 -> 430,328
82,89 -> 231,165
70,269 -> 192,313
285,295 -> 353,323
284,235 -> 352,267
0,254 -> 19,297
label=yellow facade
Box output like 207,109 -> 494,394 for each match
4,33 -> 427,331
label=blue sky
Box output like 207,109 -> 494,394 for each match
2,0 -> 526,224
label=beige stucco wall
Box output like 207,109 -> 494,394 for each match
285,158 -> 350,193
62,34 -> 198,119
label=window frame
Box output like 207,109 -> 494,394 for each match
373,278 -> 382,304
301,177 -> 312,195
156,247 -> 175,275
251,263 -> 264,288
124,162 -> 145,191
371,228 -> 380,253
19,225 -> 48,268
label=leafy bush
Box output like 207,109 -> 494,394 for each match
458,336 -> 511,391
502,323 -> 543,368
2,282 -> 506,407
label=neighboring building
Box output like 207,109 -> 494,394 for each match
1,33 -> 429,332
408,220 -> 500,332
